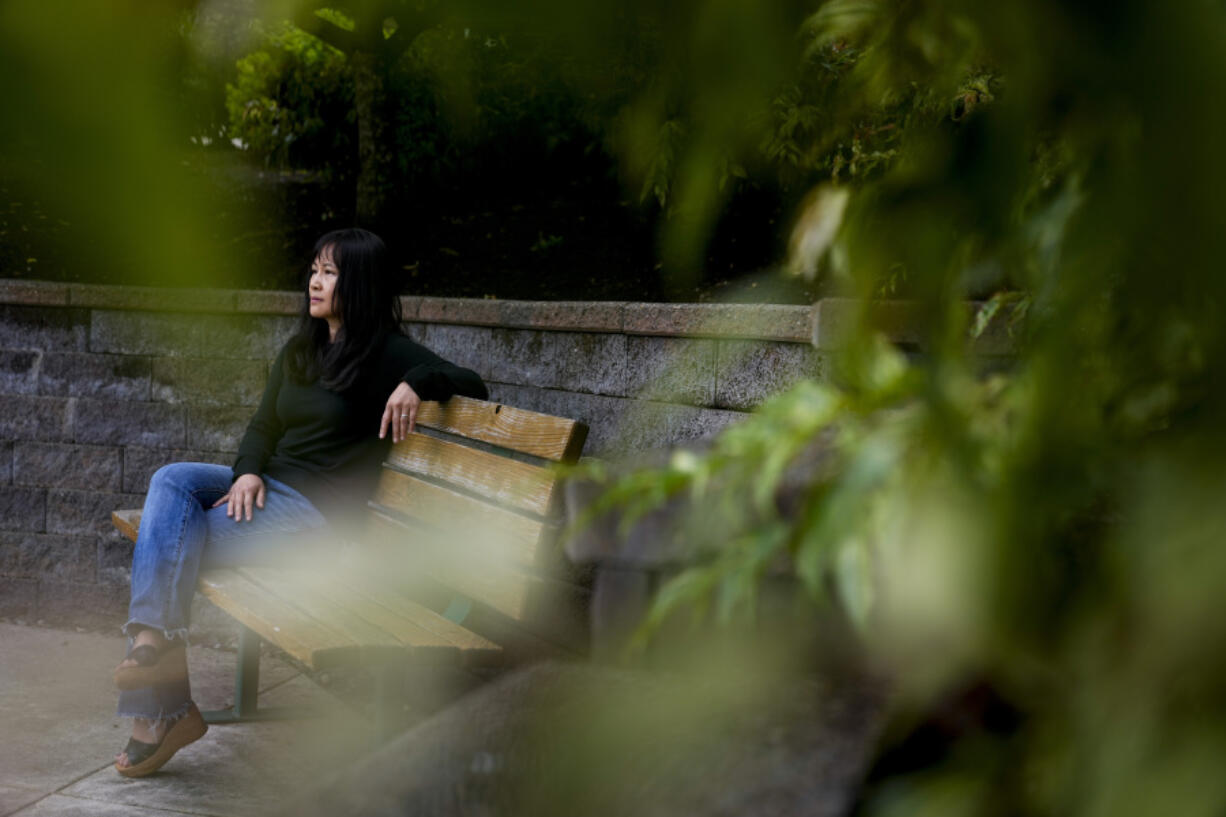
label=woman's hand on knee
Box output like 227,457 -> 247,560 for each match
214,474 -> 265,522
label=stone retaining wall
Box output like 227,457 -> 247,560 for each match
0,280 -> 846,631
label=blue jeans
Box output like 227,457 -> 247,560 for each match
117,462 -> 329,722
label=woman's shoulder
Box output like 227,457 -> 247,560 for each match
378,330 -> 431,359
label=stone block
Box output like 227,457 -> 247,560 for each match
564,396 -> 743,455
70,284 -> 234,312
39,352 -> 151,400
186,405 -> 250,452
35,578 -> 127,628
417,297 -> 501,326
498,300 -> 626,333
0,531 -> 94,581
484,382 -> 564,417
45,489 -> 146,537
12,442 -> 122,490
419,324 -> 495,380
623,302 -> 813,342
665,404 -> 747,447
0,350 -> 41,395
151,357 -> 267,406
197,314 -> 297,360
714,340 -> 824,411
98,534 -> 133,585
232,289 -> 302,315
73,398 -> 184,447
0,304 -> 89,352
0,395 -> 73,442
0,530 -> 17,573
488,329 -> 627,395
0,279 -> 69,305
0,486 -> 47,532
601,400 -> 696,453
624,337 -> 716,406
399,295 -> 422,320
485,384 -> 646,455
0,441 -> 10,484
0,577 -> 36,617
89,310 -> 201,356
121,446 -> 234,493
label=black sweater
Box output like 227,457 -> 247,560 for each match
232,332 -> 487,525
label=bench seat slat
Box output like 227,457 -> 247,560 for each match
386,433 -> 558,517
416,395 -> 588,463
198,568 -> 361,670
237,567 -> 418,661
334,572 -> 501,657
371,468 -> 545,569
296,568 -> 499,659
367,511 -> 533,621
367,510 -> 586,625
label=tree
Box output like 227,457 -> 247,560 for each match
289,2 -> 441,226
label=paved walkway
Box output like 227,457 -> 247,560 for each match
0,623 -> 370,817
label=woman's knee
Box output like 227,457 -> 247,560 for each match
149,462 -> 228,494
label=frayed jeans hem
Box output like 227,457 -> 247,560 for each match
116,699 -> 193,725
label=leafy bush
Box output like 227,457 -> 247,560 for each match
225,22 -> 354,170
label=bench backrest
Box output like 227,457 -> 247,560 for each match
364,395 -> 590,655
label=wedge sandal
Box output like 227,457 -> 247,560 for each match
115,703 -> 208,778
112,641 -> 187,690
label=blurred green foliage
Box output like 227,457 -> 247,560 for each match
561,0 -> 1226,814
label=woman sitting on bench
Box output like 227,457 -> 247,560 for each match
110,228 -> 487,777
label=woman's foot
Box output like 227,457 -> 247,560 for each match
113,629 -> 187,690
113,704 -> 208,777
114,718 -> 167,767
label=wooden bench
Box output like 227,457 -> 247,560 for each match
111,395 -> 589,734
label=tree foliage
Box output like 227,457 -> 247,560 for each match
564,0 -> 1226,814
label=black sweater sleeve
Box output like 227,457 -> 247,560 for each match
391,334 -> 488,401
232,346 -> 287,480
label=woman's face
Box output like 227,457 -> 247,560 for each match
308,245 -> 341,326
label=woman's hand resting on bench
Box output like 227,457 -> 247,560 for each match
213,473 -> 266,522
380,381 -> 421,443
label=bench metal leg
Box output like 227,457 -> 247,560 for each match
202,625 -> 303,723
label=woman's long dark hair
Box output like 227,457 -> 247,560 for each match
285,228 -> 402,391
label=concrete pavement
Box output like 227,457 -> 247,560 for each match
0,622 -> 370,817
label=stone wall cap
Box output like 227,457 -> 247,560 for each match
232,289 -> 301,315
69,284 -> 235,313
623,302 -> 813,342
0,279 -> 1019,349
814,297 -> 1016,353
498,300 -> 627,333
416,296 -> 502,326
0,280 -> 70,306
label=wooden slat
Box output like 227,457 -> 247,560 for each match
367,512 -> 590,653
335,570 -> 501,656
112,509 -> 141,542
367,511 -> 534,622
237,567 -> 408,662
301,569 -> 496,661
386,432 -> 558,517
417,396 -> 588,463
197,568 -> 361,670
371,468 -> 545,568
